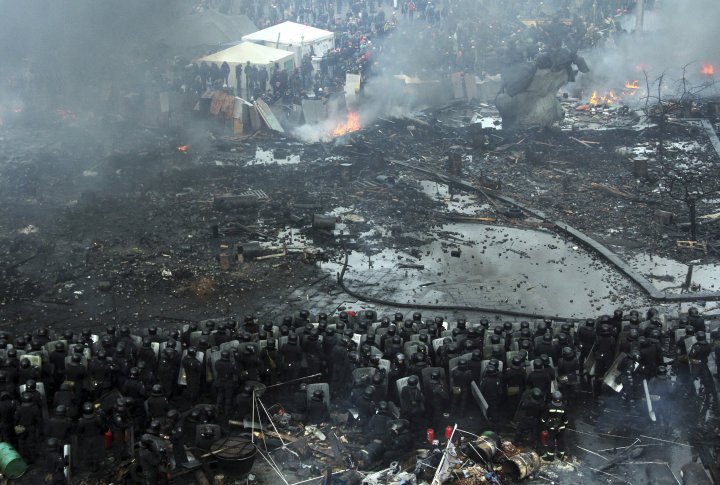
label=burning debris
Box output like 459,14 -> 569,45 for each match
329,111 -> 362,138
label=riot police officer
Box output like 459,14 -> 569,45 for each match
541,391 -> 568,461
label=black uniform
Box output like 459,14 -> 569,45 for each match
541,398 -> 568,461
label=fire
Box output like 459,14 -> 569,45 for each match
588,90 -> 619,107
701,64 -> 715,76
177,145 -> 189,152
330,111 -> 361,137
624,80 -> 640,90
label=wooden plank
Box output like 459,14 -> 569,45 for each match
254,99 -> 284,133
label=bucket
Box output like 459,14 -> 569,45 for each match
211,437 -> 257,475
503,451 -> 541,480
465,435 -> 498,463
0,442 -> 27,479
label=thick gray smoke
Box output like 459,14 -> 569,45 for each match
580,0 -> 720,99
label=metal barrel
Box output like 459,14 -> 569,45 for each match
0,442 -> 27,479
503,451 -> 541,480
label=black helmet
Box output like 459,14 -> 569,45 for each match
377,400 -> 388,412
531,387 -> 543,400
533,359 -> 542,371
47,437 -> 61,450
657,365 -> 667,375
629,350 -> 641,362
7,348 -> 17,358
511,355 -> 523,367
187,347 -> 197,357
312,389 -> 324,401
82,402 -> 94,415
613,309 -> 624,319
551,391 -> 563,403
503,322 -> 513,332
686,326 -> 696,336
539,354 -> 550,367
404,319 -> 413,329
585,318 -> 595,327
472,349 -> 482,361
458,358 -> 469,370
430,369 -> 441,380
543,333 -> 552,343
629,328 -> 639,339
54,341 -> 65,351
20,358 -> 30,369
688,307 -> 699,317
562,347 -> 573,359
129,367 -> 140,379
363,386 -> 375,399
407,375 -> 419,387
486,364 -> 498,375
71,354 -> 82,364
21,392 -> 33,403
697,331 -> 707,341
152,384 -> 163,396
412,312 -> 422,322
220,350 -> 230,360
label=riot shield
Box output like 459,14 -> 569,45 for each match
432,337 -> 449,352
643,379 -> 656,422
471,381 -> 489,420
602,353 -> 628,393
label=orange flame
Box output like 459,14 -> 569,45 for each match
624,80 -> 640,89
589,90 -> 619,107
701,64 -> 715,76
330,111 -> 361,137
177,145 -> 189,152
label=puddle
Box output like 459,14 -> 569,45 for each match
326,223 -> 645,317
621,251 -> 720,294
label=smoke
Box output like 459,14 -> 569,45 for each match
579,0 -> 720,99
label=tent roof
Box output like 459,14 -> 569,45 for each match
199,41 -> 294,65
158,11 -> 258,47
242,21 -> 333,45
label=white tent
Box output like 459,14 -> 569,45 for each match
241,21 -> 335,64
199,42 -> 295,94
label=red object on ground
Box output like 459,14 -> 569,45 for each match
445,425 -> 453,440
104,430 -> 112,449
540,430 -> 549,447
427,428 -> 435,443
